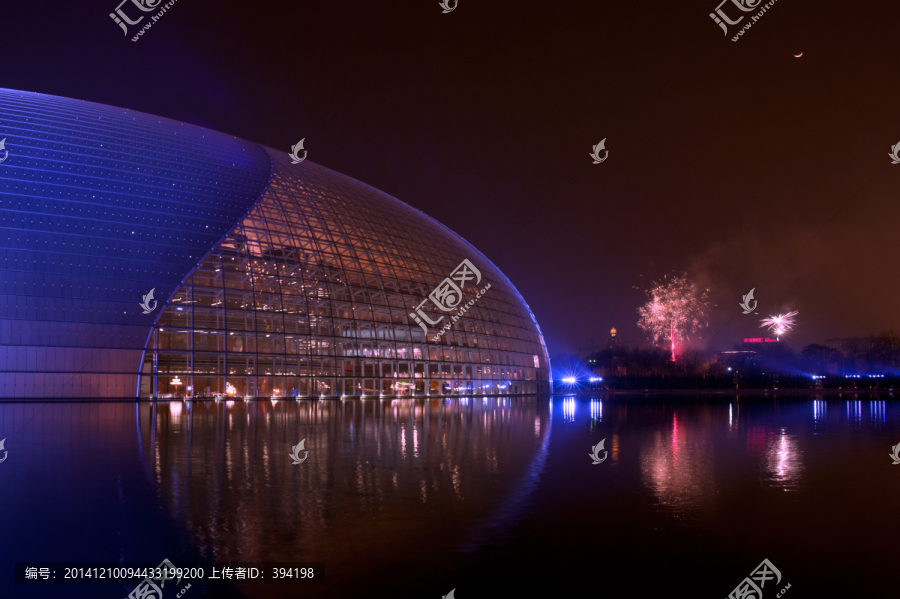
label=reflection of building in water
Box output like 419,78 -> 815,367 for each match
136,398 -> 551,571
458,398 -> 552,552
640,412 -> 717,517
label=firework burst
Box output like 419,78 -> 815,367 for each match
760,310 -> 799,337
637,275 -> 710,361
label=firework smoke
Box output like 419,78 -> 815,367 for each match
760,310 -> 799,337
637,275 -> 710,361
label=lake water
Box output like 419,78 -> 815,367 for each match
2,394 -> 899,598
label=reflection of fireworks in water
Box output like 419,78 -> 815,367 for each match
760,310 -> 798,337
640,414 -> 717,519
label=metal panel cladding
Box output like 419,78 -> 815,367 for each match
0,89 -> 272,398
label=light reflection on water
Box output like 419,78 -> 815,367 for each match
562,397 -> 576,422
869,400 -> 886,427
848,400 -> 863,428
4,395 -> 899,598
814,399 -> 827,431
136,397 -> 551,596
135,397 -> 895,546
590,399 -> 601,422
168,400 -> 182,422
639,411 -> 718,521
762,429 -> 803,492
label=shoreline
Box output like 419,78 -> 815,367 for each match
566,387 -> 895,397
0,387 -> 894,403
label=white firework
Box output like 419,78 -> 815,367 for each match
760,310 -> 799,337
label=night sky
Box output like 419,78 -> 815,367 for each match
5,0 -> 900,357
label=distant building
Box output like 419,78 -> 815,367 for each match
716,350 -> 758,370
607,328 -> 621,349
822,338 -> 872,353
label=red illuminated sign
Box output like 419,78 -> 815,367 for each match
743,338 -> 778,343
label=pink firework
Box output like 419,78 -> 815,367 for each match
760,311 -> 799,338
637,275 -> 710,361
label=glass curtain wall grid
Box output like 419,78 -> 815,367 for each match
141,151 -> 550,399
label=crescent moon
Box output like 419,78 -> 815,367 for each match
793,52 -> 803,57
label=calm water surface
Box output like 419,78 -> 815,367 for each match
2,395 -> 899,598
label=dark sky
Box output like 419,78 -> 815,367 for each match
5,0 -> 900,357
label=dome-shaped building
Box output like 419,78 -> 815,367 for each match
0,89 -> 550,399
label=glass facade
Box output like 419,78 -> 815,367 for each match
0,88 -> 549,399
141,150 -> 550,398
